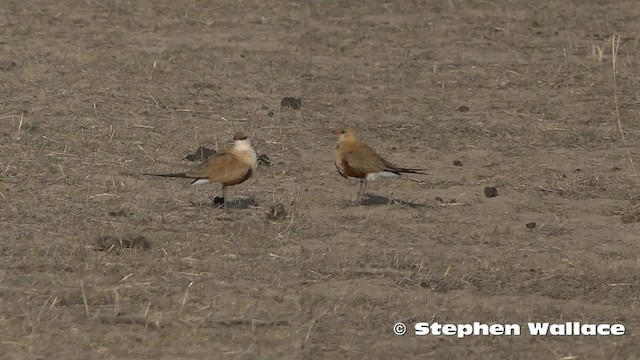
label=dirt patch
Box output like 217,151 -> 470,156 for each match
1,0 -> 640,359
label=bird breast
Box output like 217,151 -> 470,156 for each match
234,140 -> 258,168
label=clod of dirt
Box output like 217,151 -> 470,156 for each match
457,105 -> 469,112
191,82 -> 221,91
267,203 -> 288,221
526,222 -> 537,229
280,97 -> 301,110
99,313 -> 162,328
621,214 -> 640,224
95,235 -> 151,251
24,124 -> 39,134
0,60 -> 17,71
185,146 -> 216,162
257,154 -> 270,166
453,160 -> 463,166
108,208 -> 132,217
420,275 -> 463,293
213,197 -> 225,206
484,187 -> 499,198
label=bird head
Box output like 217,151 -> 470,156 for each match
334,128 -> 356,142
232,132 -> 253,151
233,133 -> 248,141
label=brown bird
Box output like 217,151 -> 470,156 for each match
334,128 -> 426,203
145,133 -> 257,209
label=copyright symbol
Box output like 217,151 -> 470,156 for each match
393,322 -> 407,336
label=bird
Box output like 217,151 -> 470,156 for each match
145,132 -> 257,210
334,128 -> 427,204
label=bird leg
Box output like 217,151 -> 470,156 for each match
355,181 -> 364,204
222,185 -> 228,212
362,181 -> 368,200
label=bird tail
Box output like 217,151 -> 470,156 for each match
143,172 -> 192,178
382,159 -> 427,175
398,168 -> 428,175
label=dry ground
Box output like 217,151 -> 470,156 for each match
1,0 -> 640,359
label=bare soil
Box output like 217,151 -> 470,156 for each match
1,0 -> 640,359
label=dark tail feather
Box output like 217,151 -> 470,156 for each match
398,168 -> 428,175
382,159 -> 427,175
144,172 -> 193,179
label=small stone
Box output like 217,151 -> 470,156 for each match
484,187 -> 499,198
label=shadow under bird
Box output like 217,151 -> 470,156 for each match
145,133 -> 257,209
334,128 -> 427,204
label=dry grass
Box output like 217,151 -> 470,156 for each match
611,34 -> 640,185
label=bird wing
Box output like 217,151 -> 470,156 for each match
342,145 -> 388,177
380,158 -> 406,173
186,150 -> 252,186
